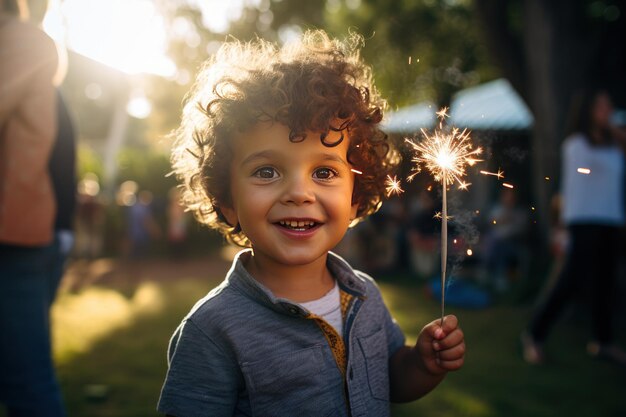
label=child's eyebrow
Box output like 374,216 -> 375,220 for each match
240,150 -> 280,166
240,151 -> 350,168
316,153 -> 350,168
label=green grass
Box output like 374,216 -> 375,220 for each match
2,258 -> 625,417
381,279 -> 626,417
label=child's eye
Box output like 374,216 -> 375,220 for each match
253,167 -> 278,179
313,167 -> 338,180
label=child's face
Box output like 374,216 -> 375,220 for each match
221,122 -> 358,267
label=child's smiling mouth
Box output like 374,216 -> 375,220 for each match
274,219 -> 322,232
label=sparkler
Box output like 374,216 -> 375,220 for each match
385,175 -> 404,196
405,108 -> 482,325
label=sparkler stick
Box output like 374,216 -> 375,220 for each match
440,171 -> 447,326
405,108 -> 482,326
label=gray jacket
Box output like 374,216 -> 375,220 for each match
158,249 -> 405,417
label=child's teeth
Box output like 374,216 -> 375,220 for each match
278,220 -> 317,229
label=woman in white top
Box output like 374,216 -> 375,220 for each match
523,89 -> 626,365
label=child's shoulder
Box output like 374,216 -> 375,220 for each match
183,278 -> 243,326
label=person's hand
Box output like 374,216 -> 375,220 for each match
414,315 -> 465,376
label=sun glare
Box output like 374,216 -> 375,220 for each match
43,0 -> 176,76
189,0 -> 252,33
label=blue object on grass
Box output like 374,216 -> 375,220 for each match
428,277 -> 491,309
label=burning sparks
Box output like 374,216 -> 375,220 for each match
433,212 -> 453,221
435,106 -> 450,121
458,181 -> 471,190
480,169 -> 504,180
502,183 -> 514,189
466,248 -> 473,256
405,130 -> 482,186
385,175 -> 404,196
350,168 -> 363,175
577,167 -> 591,175
405,108 -> 482,326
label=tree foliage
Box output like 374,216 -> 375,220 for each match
226,0 -> 498,108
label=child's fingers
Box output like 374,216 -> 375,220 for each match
432,328 -> 464,351
440,315 -> 459,334
437,357 -> 464,371
425,315 -> 458,340
436,342 -> 466,361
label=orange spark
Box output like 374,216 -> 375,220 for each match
480,169 -> 504,180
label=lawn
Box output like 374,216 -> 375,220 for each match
2,254 -> 625,417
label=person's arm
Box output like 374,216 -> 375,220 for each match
389,315 -> 465,402
0,19 -> 57,123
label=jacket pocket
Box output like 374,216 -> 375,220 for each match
358,327 -> 390,401
241,345 -> 342,417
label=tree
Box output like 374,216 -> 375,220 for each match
229,0 -> 497,108
474,0 -> 626,236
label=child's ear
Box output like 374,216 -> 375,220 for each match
219,204 -> 239,229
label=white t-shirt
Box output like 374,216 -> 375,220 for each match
561,134 -> 625,226
299,281 -> 343,337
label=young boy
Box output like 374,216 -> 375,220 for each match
158,31 -> 465,417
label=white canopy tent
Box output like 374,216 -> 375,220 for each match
383,78 -> 534,133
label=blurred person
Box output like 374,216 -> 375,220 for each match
361,198 -> 404,273
75,173 -> 104,258
483,188 -> 528,292
127,189 -> 161,258
407,190 -> 440,279
48,90 -> 77,292
523,89 -> 626,365
0,0 -> 68,416
538,195 -> 569,298
167,187 -> 188,258
158,31 -> 465,417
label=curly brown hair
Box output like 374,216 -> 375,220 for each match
171,30 -> 399,246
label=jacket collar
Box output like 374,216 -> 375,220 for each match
227,249 -> 367,318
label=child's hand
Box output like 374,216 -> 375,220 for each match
414,315 -> 465,376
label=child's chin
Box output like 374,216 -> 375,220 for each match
270,249 -> 329,266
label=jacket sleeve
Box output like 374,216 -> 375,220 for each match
157,319 -> 241,417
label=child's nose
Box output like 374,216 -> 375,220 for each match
280,175 -> 316,205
